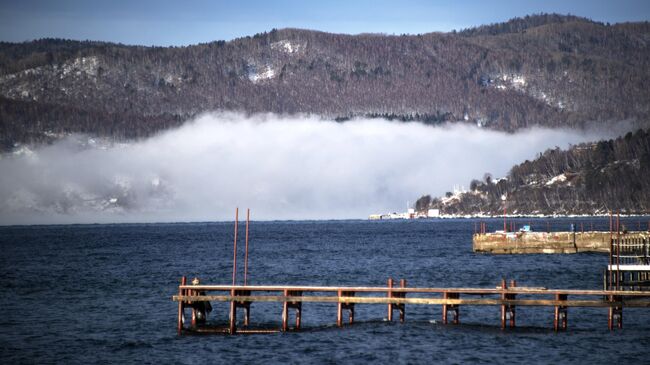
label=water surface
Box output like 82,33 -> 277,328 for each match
1,217 -> 648,363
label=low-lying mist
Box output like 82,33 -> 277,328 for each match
0,113 -> 620,225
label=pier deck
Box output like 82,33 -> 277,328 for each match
173,278 -> 650,334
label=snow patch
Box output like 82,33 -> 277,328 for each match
61,56 -> 100,77
271,40 -> 303,54
495,73 -> 527,90
11,145 -> 35,158
247,64 -> 276,83
545,173 -> 567,186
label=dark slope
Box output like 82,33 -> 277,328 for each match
1,14 -> 650,148
416,128 -> 650,215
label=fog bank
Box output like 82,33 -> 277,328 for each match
0,113 -> 618,225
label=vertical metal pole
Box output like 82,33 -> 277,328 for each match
244,208 -> 250,286
232,208 -> 239,287
503,202 -> 507,232
177,276 -> 186,335
609,212 -> 613,291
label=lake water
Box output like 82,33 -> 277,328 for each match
1,217 -> 649,364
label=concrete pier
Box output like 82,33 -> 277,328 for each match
473,231 -> 649,254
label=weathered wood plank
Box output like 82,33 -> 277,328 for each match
172,295 -> 650,307
179,285 -> 650,297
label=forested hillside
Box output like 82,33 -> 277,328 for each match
1,14 -> 650,150
415,128 -> 650,215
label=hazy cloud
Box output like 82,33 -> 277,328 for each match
0,112 -> 619,225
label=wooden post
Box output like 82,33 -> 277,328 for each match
554,293 -> 568,331
443,292 -> 459,324
452,293 -> 460,324
177,276 -> 186,335
387,278 -> 394,322
398,282 -> 405,324
560,294 -> 567,330
386,279 -> 406,323
243,305 -> 250,327
554,294 -> 560,331
509,280 -> 516,328
233,290 -> 251,327
229,288 -> 237,334
337,289 -> 343,327
338,291 -> 355,327
500,279 -> 507,330
282,289 -> 289,332
442,291 -> 448,324
608,297 -> 613,330
608,296 -> 623,330
282,290 -> 302,331
190,284 -> 197,327
296,300 -> 302,330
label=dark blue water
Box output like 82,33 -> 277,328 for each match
1,218 -> 649,364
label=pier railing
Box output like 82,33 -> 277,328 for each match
173,277 -> 650,334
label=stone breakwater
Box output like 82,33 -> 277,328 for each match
473,231 -> 649,254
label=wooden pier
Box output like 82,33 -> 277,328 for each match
173,209 -> 650,335
173,277 -> 650,335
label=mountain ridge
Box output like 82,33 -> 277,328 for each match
1,14 -> 649,150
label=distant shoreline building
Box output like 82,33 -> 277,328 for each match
368,208 -> 440,220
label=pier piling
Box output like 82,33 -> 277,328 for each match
501,279 -> 517,329
554,294 -> 568,331
176,276 -> 186,335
